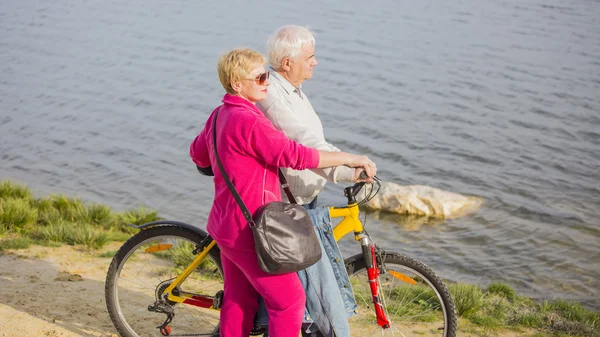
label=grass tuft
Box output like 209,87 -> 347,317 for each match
0,198 -> 38,234
116,207 -> 160,233
0,180 -> 32,200
32,197 -> 59,224
449,282 -> 484,319
33,221 -> 108,249
487,282 -> 516,301
0,181 -> 152,248
470,314 -> 502,330
50,195 -> 90,223
0,237 -> 33,250
88,203 -> 112,226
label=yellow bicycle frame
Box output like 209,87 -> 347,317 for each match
161,203 -> 364,305
329,202 -> 365,241
161,240 -> 218,305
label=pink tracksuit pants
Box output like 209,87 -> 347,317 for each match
218,244 -> 305,337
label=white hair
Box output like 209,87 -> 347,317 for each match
266,25 -> 315,70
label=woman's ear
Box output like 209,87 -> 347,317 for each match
231,80 -> 243,93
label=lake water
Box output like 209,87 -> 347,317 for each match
1,0 -> 599,308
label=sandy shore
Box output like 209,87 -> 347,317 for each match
0,244 -> 120,337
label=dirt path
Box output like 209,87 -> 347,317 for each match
0,244 -> 533,337
0,244 -> 120,337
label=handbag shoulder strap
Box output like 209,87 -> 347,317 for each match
212,108 -> 255,226
278,169 -> 297,204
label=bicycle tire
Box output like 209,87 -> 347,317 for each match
105,226 -> 223,337
345,251 -> 457,337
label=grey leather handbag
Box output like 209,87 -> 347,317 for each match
212,108 -> 322,274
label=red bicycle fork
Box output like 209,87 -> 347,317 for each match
361,240 -> 391,328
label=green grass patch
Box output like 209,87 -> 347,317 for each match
470,314 -> 503,329
487,282 -> 516,301
387,284 -> 443,322
49,195 -> 91,223
36,240 -> 62,248
0,237 -> 33,250
32,221 -> 108,249
449,282 -> 484,319
106,231 -> 133,242
457,283 -> 600,336
514,311 -> 545,328
0,180 -> 32,200
0,181 -> 162,249
97,250 -> 117,258
116,207 -> 160,233
88,203 -> 112,225
0,198 -> 38,234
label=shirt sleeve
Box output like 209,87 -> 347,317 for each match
189,123 -> 211,168
246,117 -> 320,171
264,100 -> 355,183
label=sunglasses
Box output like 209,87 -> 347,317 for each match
245,71 -> 270,85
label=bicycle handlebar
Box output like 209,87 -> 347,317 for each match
344,172 -> 382,204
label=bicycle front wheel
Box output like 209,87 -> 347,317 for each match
105,226 -> 223,337
346,251 -> 457,337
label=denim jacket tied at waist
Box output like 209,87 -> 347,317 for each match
256,207 -> 358,337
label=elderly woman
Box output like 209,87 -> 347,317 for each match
190,48 -> 376,337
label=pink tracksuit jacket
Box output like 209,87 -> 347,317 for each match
190,94 -> 320,251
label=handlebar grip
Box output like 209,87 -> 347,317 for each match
359,170 -> 369,180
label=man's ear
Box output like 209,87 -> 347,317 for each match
281,57 -> 292,71
231,80 -> 243,93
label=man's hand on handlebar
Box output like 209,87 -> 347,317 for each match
353,168 -> 374,183
347,155 -> 377,182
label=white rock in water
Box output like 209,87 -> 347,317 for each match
360,182 -> 482,218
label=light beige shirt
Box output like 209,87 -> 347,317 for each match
257,70 -> 355,205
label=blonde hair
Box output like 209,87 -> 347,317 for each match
217,48 -> 267,94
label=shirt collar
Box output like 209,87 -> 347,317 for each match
270,67 -> 303,98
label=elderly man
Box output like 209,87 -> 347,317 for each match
256,25 -> 361,337
256,25 -> 364,209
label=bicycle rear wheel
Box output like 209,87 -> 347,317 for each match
345,251 -> 457,337
105,226 -> 223,337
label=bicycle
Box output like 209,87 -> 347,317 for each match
105,176 -> 458,337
